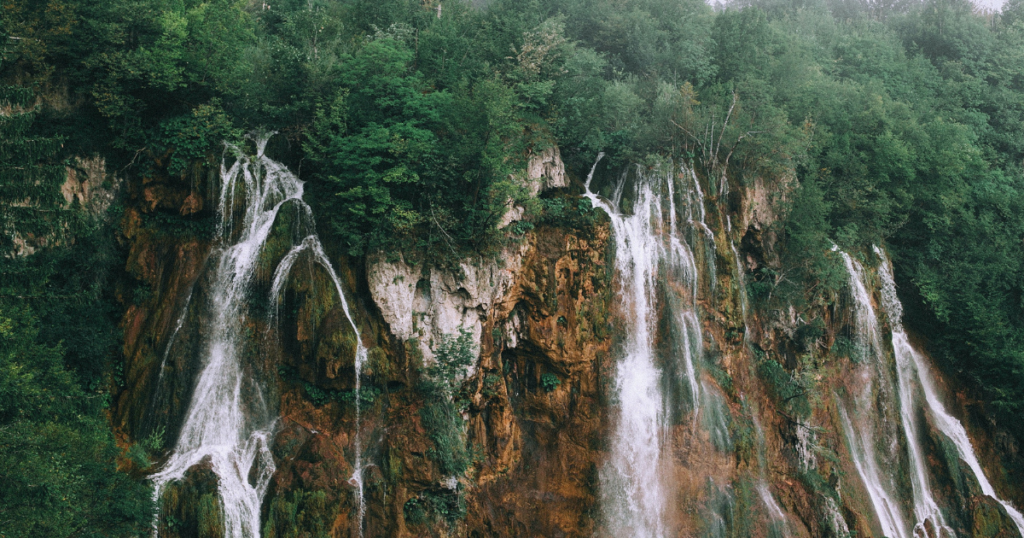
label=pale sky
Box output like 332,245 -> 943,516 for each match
973,0 -> 1005,11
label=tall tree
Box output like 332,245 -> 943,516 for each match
0,28 -> 68,256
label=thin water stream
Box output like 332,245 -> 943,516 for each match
875,246 -> 1024,536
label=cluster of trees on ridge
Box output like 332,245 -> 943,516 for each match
3,0 -> 1024,533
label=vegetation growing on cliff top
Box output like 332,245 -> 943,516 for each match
5,0 -> 1024,529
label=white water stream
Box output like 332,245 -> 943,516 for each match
839,244 -> 1024,537
586,157 -> 709,537
866,247 -> 951,537
836,248 -> 911,538
587,156 -> 668,537
151,135 -> 365,538
875,246 -> 1024,536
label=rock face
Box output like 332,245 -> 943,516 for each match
113,145 -> 1024,538
502,145 -> 569,228
366,241 -> 529,365
61,155 -> 120,215
524,145 -> 568,196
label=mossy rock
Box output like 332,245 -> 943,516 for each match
972,497 -> 1023,538
157,462 -> 225,538
263,489 -> 337,538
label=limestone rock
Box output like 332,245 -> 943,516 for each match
500,144 -> 568,228
525,145 -> 567,196
367,241 -> 529,365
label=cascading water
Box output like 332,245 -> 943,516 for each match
864,247 -> 951,537
727,215 -> 789,532
838,246 -> 954,537
838,403 -> 909,538
150,135 -> 365,538
874,246 -> 1024,535
835,248 -> 909,538
269,235 -> 368,536
585,157 -> 710,537
586,156 -> 668,537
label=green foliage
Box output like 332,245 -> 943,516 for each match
157,101 -> 236,176
0,83 -> 68,257
540,372 -> 562,392
537,196 -> 599,230
420,399 -> 470,478
403,488 -> 466,527
277,364 -> 381,407
417,330 -> 475,478
141,211 -> 218,240
304,35 -> 529,261
756,351 -> 810,418
263,489 -> 335,538
0,34 -> 150,528
0,303 -> 153,537
482,373 -> 502,398
71,0 -> 255,149
423,329 -> 476,400
143,424 -> 166,452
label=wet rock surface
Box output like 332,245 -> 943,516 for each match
115,151 -> 1024,538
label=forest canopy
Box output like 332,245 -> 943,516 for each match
4,0 -> 1024,532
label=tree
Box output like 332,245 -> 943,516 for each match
1,22 -> 152,537
0,61 -> 67,255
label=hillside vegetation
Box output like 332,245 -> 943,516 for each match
3,0 -> 1024,533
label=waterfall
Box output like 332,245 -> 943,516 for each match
586,157 -> 708,537
151,134 -> 365,538
867,247 -> 950,537
269,236 -> 368,537
838,402 -> 909,538
835,249 -> 910,538
874,246 -> 1024,535
838,247 -> 955,537
586,158 -> 668,537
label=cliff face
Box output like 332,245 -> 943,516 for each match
113,146 -> 1024,538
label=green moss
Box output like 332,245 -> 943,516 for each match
157,467 -> 222,538
196,493 -> 224,538
365,346 -> 391,381
404,488 -> 466,527
385,446 -> 403,484
263,489 -> 335,538
277,364 -> 380,407
756,354 -> 810,418
730,411 -> 757,466
482,373 -> 502,398
706,360 -> 735,397
140,212 -> 217,240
